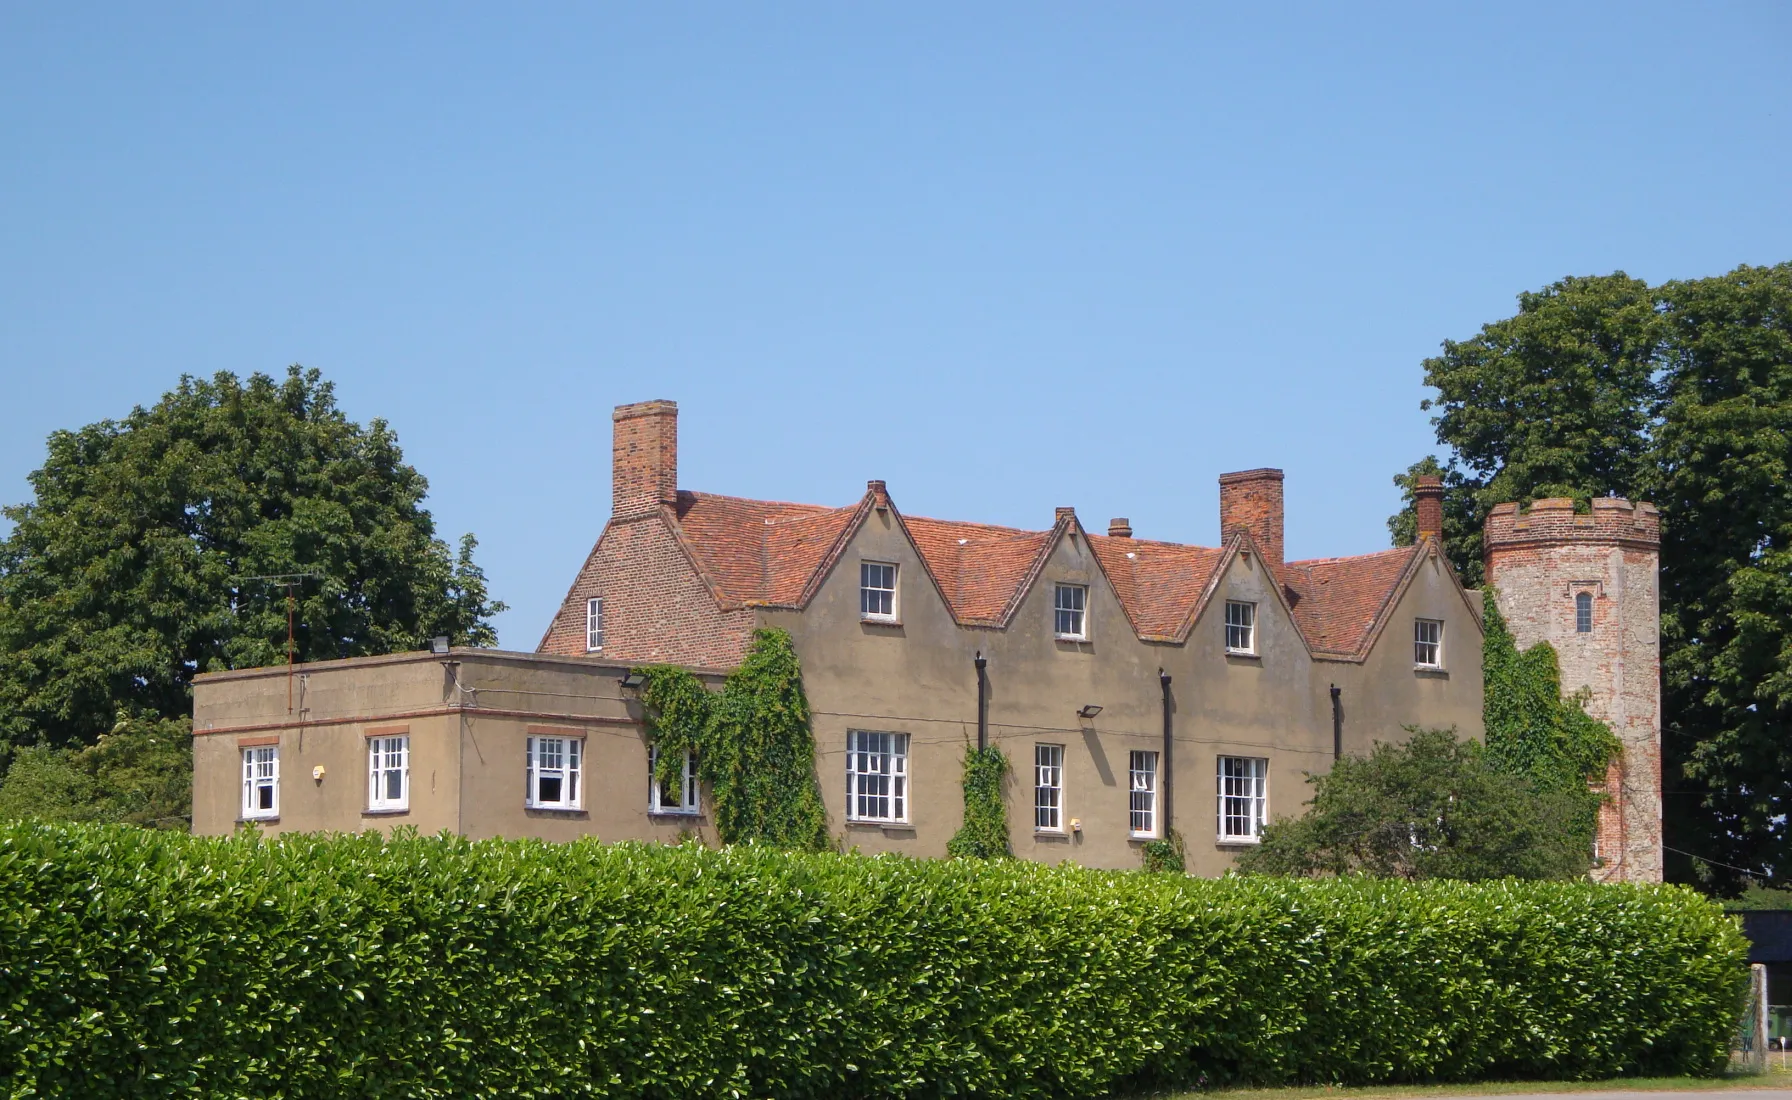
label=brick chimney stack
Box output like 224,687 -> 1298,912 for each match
612,400 -> 679,518
1414,474 -> 1444,543
1108,518 -> 1133,538
1218,468 -> 1284,568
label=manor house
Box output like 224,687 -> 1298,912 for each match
191,400 -> 1662,881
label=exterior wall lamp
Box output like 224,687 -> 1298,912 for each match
1077,704 -> 1103,719
619,670 -> 646,690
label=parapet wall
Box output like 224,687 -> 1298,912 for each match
1483,497 -> 1660,552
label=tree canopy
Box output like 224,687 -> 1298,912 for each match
1236,728 -> 1595,881
1389,262 -> 1792,890
0,366 -> 505,759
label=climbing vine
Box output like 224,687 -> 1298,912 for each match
1481,589 -> 1622,838
1141,831 -> 1186,873
637,628 -> 830,851
946,744 -> 1011,859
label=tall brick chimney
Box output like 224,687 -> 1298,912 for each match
1218,468 -> 1284,568
1414,474 -> 1444,543
612,400 -> 678,518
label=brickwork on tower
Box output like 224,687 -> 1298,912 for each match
1483,496 -> 1662,883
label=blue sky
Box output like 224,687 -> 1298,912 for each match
2,3 -> 1788,647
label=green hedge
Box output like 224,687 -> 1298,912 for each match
0,823 -> 1748,1099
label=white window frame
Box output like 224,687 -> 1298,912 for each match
526,735 -> 584,811
1224,600 -> 1256,654
1054,584 -> 1088,640
1128,750 -> 1158,838
648,744 -> 701,815
860,562 -> 898,621
1217,755 -> 1268,843
367,735 -> 410,811
1034,743 -> 1064,831
846,730 -> 909,824
585,597 -> 604,652
241,745 -> 279,820
1575,591 -> 1594,633
1414,618 -> 1443,669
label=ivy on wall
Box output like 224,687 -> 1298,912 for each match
637,628 -> 829,851
946,745 -> 1011,859
1141,831 -> 1186,873
1481,590 -> 1622,835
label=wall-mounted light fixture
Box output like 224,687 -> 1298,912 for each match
312,765 -> 326,782
430,636 -> 451,656
1077,704 -> 1103,719
619,670 -> 646,690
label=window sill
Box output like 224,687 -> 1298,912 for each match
846,819 -> 914,834
524,806 -> 589,818
1225,650 -> 1261,661
362,807 -> 410,817
1216,835 -> 1263,847
1127,833 -> 1160,843
859,617 -> 903,627
648,810 -> 702,819
237,816 -> 279,825
1413,666 -> 1450,679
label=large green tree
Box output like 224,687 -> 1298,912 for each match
0,367 -> 504,755
1390,263 -> 1792,890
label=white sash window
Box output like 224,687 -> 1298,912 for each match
526,736 -> 583,810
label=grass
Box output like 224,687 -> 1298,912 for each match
1140,1065 -> 1792,1100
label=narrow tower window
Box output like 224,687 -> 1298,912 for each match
1575,591 -> 1593,634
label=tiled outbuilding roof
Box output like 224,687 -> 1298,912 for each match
658,485 -> 1461,661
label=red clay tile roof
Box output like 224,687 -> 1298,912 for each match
663,487 -> 1440,659
1282,547 -> 1419,657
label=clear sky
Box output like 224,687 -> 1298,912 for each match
2,4 -> 1788,647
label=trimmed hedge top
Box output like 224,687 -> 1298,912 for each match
0,823 -> 1748,1099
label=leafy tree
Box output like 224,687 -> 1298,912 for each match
0,714 -> 191,827
1654,265 -> 1792,888
1390,273 -> 1662,586
1236,728 -> 1594,881
0,366 -> 504,756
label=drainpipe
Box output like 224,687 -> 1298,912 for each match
1330,684 -> 1342,761
1159,669 -> 1174,835
975,652 -> 988,752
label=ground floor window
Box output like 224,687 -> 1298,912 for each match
648,745 -> 700,814
847,730 -> 909,823
1217,755 -> 1267,841
367,735 -> 409,811
241,745 -> 279,819
1129,750 -> 1158,837
1034,743 -> 1064,830
526,735 -> 583,810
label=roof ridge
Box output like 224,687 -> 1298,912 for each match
1287,546 -> 1415,567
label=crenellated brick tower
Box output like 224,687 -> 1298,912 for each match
1483,497 -> 1662,883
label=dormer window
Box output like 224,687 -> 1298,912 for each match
1054,584 -> 1088,640
1224,600 -> 1256,654
1414,618 -> 1443,668
860,562 -> 897,620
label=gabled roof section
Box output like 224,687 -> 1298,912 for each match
646,485 -> 1471,656
1085,534 -> 1225,642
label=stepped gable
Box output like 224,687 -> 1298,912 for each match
1281,546 -> 1421,658
660,484 -> 1428,655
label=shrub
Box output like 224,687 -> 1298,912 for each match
0,823 -> 1748,1099
945,745 -> 1011,859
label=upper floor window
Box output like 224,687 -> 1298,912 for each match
586,597 -> 604,651
367,735 -> 409,811
1054,584 -> 1088,639
526,735 -> 583,810
1575,591 -> 1593,633
1224,600 -> 1256,654
1414,619 -> 1443,668
1128,750 -> 1158,837
1217,755 -> 1267,842
1034,743 -> 1064,831
860,562 -> 897,620
649,745 -> 700,815
242,745 -> 279,820
846,730 -> 909,823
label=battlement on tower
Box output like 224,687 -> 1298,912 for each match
1484,497 -> 1660,550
